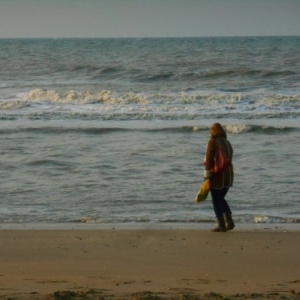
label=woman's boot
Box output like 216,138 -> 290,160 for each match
224,212 -> 235,230
212,216 -> 227,232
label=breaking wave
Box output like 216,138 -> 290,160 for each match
24,89 -> 149,104
22,89 -> 300,106
1,89 -> 299,123
0,100 -> 31,110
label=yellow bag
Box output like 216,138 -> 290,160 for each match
194,179 -> 210,203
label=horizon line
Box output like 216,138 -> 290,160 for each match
0,34 -> 300,40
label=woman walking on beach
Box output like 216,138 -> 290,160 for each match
204,123 -> 235,232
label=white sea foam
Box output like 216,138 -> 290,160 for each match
25,89 -> 149,105
0,100 -> 30,110
254,95 -> 300,108
21,89 -> 300,112
225,124 -> 254,134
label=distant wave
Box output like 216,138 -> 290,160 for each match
91,66 -> 122,78
52,66 -> 298,82
224,124 -> 299,134
134,72 -> 175,82
1,111 -> 300,122
67,64 -> 101,72
30,63 -> 123,77
198,69 -> 296,79
2,37 -> 300,101
0,127 -> 130,135
131,69 -> 297,82
0,124 -> 298,136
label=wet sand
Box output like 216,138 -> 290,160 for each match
0,228 -> 300,299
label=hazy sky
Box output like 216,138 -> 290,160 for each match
1,0 -> 299,38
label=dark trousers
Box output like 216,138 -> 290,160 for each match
210,188 -> 231,218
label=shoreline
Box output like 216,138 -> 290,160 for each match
0,229 -> 300,299
0,222 -> 299,231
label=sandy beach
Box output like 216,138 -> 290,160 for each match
0,228 -> 300,300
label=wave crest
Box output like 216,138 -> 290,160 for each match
22,89 -> 300,107
225,124 -> 254,134
0,100 -> 30,110
25,89 -> 149,105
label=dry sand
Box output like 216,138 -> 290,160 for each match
0,228 -> 300,300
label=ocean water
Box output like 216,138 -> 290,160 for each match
0,37 -> 299,226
